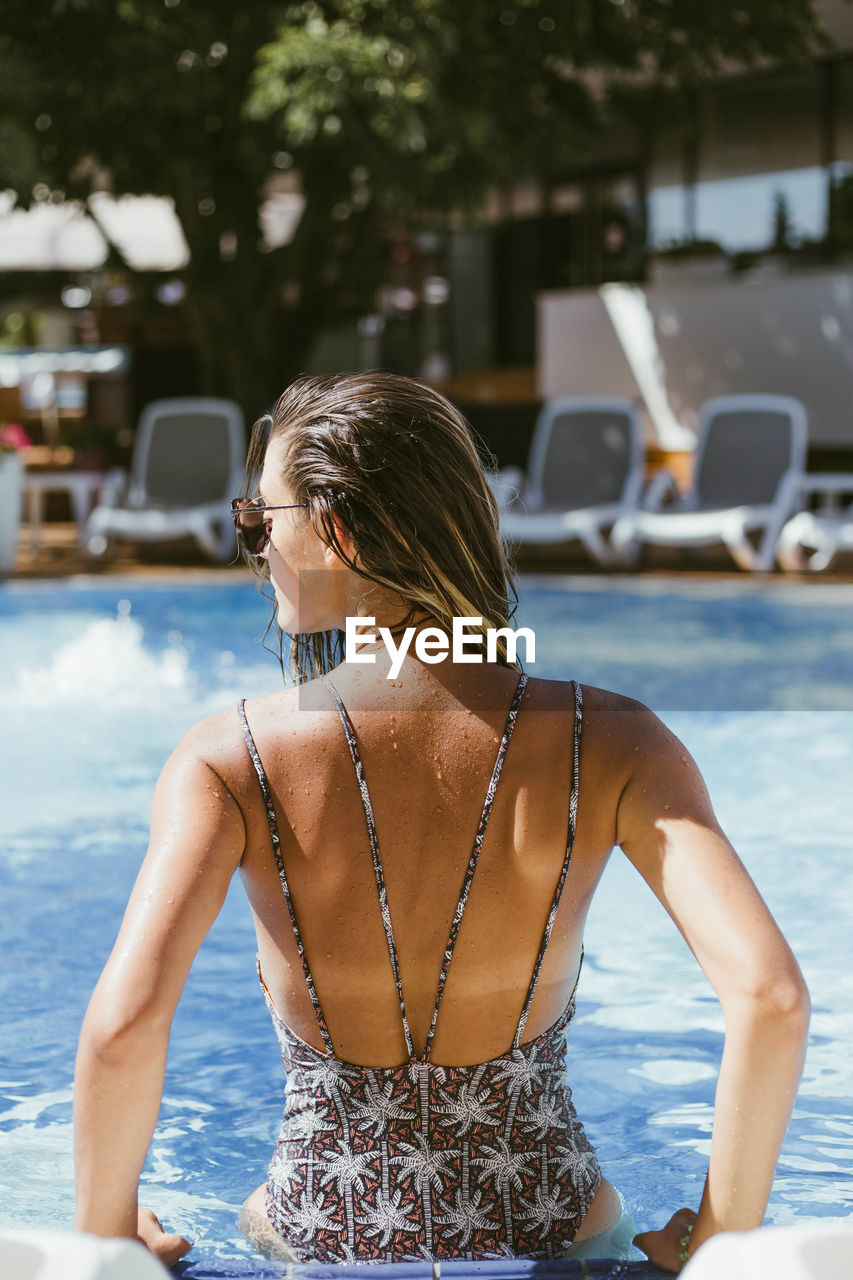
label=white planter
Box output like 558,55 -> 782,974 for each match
0,452 -> 24,576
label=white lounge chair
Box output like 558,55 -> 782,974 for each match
611,394 -> 808,572
776,473 -> 853,571
85,397 -> 245,562
488,397 -> 646,567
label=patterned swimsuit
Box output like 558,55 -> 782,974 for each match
237,673 -> 602,1262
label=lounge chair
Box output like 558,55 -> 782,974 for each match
775,473 -> 853,571
85,397 -> 245,562
488,397 -> 645,567
610,394 -> 808,572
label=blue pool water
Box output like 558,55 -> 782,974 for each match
1,573 -> 852,1268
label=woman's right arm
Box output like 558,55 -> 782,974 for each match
613,701 -> 810,1270
73,721 -> 246,1259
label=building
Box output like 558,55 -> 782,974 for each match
417,0 -> 853,471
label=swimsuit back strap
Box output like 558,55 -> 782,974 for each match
320,676 -> 416,1061
237,699 -> 335,1055
423,671 -> 529,1062
512,679 -> 583,1050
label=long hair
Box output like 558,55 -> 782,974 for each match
243,371 -> 518,684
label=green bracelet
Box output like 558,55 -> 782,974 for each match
678,1222 -> 695,1265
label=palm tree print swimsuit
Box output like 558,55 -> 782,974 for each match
237,673 -> 602,1261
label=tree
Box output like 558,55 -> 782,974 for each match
772,190 -> 794,252
0,0 -> 826,419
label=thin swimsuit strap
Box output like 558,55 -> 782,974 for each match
239,674 -> 582,1063
512,678 -> 583,1048
321,672 -> 528,1063
237,699 -> 335,1055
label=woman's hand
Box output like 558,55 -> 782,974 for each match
137,1207 -> 192,1265
633,1208 -> 697,1274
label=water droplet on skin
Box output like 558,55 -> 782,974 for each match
325,952 -> 332,959
434,805 -> 442,813
436,771 -> 442,780
664,803 -> 671,810
392,742 -> 398,750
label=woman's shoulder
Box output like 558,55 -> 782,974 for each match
181,679 -> 337,760
166,686 -> 303,785
525,674 -> 658,724
525,676 -> 675,769
576,684 -> 704,820
580,681 -> 663,728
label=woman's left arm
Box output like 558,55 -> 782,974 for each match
73,723 -> 245,1258
612,700 -> 810,1270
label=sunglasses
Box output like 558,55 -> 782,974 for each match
231,497 -> 310,557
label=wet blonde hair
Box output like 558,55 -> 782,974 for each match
244,371 -> 518,683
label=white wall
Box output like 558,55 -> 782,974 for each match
538,269 -> 853,449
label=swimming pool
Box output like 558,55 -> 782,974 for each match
1,573 -> 851,1269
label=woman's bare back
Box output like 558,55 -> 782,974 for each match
210,664 -> 633,1068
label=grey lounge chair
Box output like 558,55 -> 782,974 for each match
488,397 -> 645,567
85,397 -> 245,562
611,394 -> 808,572
776,474 -> 853,571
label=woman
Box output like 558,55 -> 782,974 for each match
74,372 -> 809,1272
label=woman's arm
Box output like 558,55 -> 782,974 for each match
73,723 -> 246,1258
614,702 -> 810,1270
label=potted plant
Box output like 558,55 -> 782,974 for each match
0,423 -> 31,576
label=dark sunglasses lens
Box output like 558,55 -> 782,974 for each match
233,503 -> 267,556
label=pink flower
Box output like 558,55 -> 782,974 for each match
0,423 -> 31,452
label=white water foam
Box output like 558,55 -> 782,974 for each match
8,615 -> 193,710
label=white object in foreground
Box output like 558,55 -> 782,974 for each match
682,1222 -> 853,1280
0,1230 -> 169,1280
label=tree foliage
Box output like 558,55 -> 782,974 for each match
0,0 -> 828,414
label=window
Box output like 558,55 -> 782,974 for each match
647,69 -> 828,253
